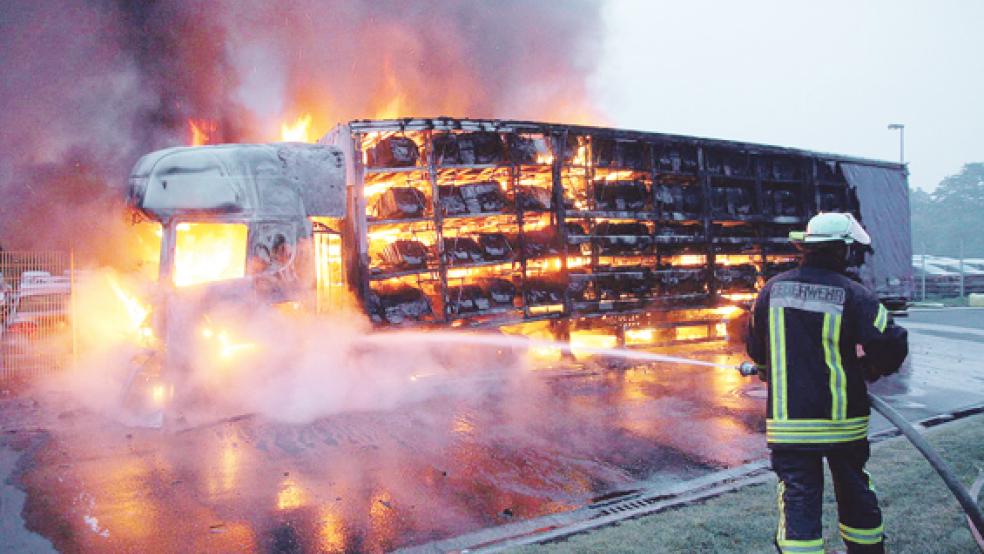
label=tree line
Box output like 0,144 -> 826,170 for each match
910,162 -> 984,258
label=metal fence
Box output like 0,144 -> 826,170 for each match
0,251 -> 74,383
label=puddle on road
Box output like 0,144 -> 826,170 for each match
743,388 -> 769,399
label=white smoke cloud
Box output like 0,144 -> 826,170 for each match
52,270 -> 530,426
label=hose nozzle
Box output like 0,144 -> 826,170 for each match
737,361 -> 759,377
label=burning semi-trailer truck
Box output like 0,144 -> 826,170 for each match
125,117 -> 913,349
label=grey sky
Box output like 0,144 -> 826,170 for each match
592,1 -> 983,191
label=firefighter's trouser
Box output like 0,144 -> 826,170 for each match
771,442 -> 884,554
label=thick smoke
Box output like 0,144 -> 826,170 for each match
0,0 -> 603,260
222,0 -> 606,129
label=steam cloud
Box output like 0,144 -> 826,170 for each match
0,0 -> 604,260
61,270 -> 532,425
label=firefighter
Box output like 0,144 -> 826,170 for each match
746,212 -> 909,554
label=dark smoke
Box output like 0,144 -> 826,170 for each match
112,0 -> 247,148
0,0 -> 603,260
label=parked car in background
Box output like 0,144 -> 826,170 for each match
18,270 -> 70,291
1,276 -> 72,367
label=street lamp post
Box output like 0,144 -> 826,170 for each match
887,123 -> 904,164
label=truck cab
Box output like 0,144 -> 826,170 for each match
126,143 -> 349,311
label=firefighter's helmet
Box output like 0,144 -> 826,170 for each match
789,212 -> 871,245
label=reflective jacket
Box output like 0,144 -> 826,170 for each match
746,259 -> 908,449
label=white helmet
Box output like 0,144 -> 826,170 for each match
789,212 -> 871,245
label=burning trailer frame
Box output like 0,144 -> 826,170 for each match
125,117 -> 913,349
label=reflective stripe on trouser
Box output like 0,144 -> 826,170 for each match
772,444 -> 884,554
829,443 -> 884,553
773,452 -> 823,554
839,523 -> 884,545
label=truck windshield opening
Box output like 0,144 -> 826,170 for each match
174,222 -> 248,287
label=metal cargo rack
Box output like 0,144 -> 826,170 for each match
319,117 -> 904,332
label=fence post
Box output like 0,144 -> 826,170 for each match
921,253 -> 927,301
71,250 -> 78,367
959,239 -> 965,300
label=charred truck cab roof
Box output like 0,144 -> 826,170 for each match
128,143 -> 346,220
126,143 -> 347,288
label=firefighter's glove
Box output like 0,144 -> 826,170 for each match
860,356 -> 882,383
757,364 -> 769,382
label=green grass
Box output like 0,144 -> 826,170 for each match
515,414 -> 984,553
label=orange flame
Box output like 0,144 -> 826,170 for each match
173,222 -> 248,287
188,118 -> 217,146
200,324 -> 256,362
280,113 -> 313,142
603,170 -> 636,182
106,275 -> 150,333
103,273 -> 155,346
277,477 -> 306,511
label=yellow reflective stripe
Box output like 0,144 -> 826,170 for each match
768,431 -> 868,441
777,481 -> 821,552
823,314 -> 839,419
769,307 -> 777,418
777,537 -> 824,553
874,303 -> 888,333
768,426 -> 868,434
831,315 -> 846,420
823,313 -> 847,420
863,469 -> 877,493
767,417 -> 870,444
778,308 -> 787,418
767,427 -> 868,435
768,427 -> 869,434
767,416 -> 870,428
839,522 -> 884,545
776,480 -> 786,545
770,307 -> 788,419
770,307 -> 785,418
767,432 -> 868,438
767,433 -> 868,444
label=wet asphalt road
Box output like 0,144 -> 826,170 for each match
1,309 -> 983,553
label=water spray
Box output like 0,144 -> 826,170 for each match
358,331 -> 728,370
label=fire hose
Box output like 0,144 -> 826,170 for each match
867,393 -> 984,551
737,362 -> 984,549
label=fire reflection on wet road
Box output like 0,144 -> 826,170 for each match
10,342 -> 765,552
10,314 -> 982,553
